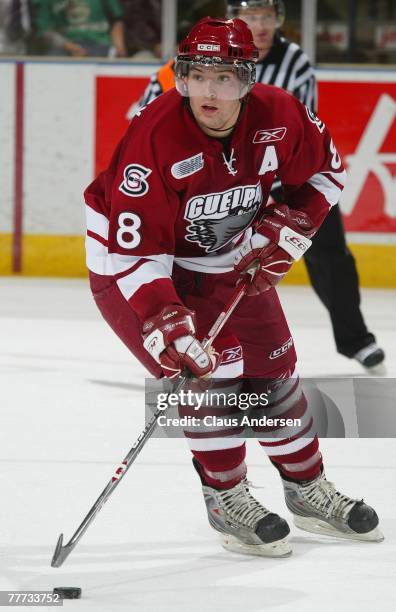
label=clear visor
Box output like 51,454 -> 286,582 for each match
175,59 -> 255,100
228,2 -> 285,28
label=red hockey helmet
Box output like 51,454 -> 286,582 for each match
175,17 -> 259,100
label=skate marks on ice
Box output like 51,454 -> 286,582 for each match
88,379 -> 144,392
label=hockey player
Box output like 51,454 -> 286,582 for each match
136,0 -> 385,370
85,17 -> 383,556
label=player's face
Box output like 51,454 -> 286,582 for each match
238,7 -> 277,53
187,66 -> 242,136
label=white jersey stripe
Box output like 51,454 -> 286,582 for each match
324,170 -> 348,187
214,360 -> 244,379
85,235 -> 140,275
116,259 -> 173,301
86,204 -> 109,240
85,233 -> 173,277
307,172 -> 344,206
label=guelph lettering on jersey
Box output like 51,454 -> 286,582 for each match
184,183 -> 262,253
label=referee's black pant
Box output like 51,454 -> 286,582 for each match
304,205 -> 375,358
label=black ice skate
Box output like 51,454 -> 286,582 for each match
281,469 -> 384,542
353,342 -> 385,370
193,458 -> 291,557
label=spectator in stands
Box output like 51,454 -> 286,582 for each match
122,0 -> 161,60
122,0 -> 225,61
0,1 -> 14,54
0,0 -> 31,55
30,0 -> 127,57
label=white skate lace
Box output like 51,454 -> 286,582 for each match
217,480 -> 271,528
301,475 -> 357,520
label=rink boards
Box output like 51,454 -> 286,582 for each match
0,59 -> 395,286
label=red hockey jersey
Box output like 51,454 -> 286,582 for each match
84,84 -> 346,323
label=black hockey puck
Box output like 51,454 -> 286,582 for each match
53,587 -> 82,599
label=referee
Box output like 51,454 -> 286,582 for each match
134,0 -> 385,369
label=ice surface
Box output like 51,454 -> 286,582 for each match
1,278 -> 395,611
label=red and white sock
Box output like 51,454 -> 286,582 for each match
192,444 -> 247,490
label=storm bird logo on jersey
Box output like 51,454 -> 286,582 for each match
184,183 -> 262,253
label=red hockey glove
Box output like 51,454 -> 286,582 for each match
143,305 -> 219,379
234,205 -> 315,296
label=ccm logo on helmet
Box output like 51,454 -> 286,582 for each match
197,43 -> 221,51
119,164 -> 152,197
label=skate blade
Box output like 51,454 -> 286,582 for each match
364,363 -> 387,376
221,534 -> 292,558
294,515 -> 384,542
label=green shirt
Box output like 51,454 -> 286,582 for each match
32,0 -> 123,46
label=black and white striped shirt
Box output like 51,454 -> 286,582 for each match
139,72 -> 164,107
256,33 -> 317,112
134,32 -> 317,114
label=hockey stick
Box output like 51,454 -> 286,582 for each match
51,276 -> 251,568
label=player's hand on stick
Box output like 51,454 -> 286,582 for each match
143,305 -> 219,378
234,204 -> 315,295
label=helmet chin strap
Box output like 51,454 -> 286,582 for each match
208,97 -> 248,133
208,124 -> 239,133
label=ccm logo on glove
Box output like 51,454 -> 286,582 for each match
234,205 -> 316,295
